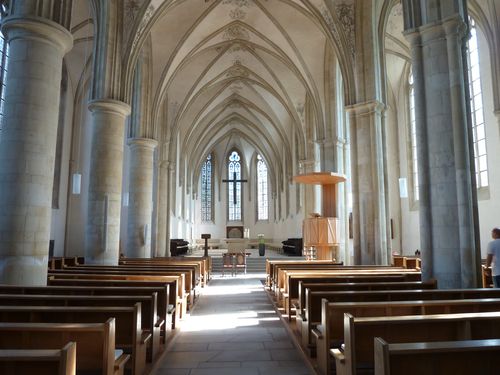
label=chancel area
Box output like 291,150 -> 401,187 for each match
0,0 -> 500,374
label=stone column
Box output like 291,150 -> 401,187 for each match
0,16 -> 72,285
404,14 -> 480,288
346,101 -> 388,265
85,99 -> 131,265
156,160 -> 169,257
126,138 -> 157,258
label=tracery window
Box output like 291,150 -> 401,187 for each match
0,9 -> 9,139
408,69 -> 419,201
467,17 -> 488,188
228,150 -> 242,221
201,154 -> 213,222
257,154 -> 268,220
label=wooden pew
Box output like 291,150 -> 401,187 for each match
48,257 -> 85,270
51,266 -> 195,309
0,293 -> 162,362
48,273 -> 187,319
276,267 -> 420,303
0,342 -> 77,375
482,264 -> 493,288
0,283 -> 175,334
0,304 -> 147,375
266,260 -> 341,288
297,281 -> 438,351
121,257 -> 210,287
295,279 -> 437,331
281,272 -> 422,316
273,265 -> 413,294
332,311 -> 500,375
392,256 -> 406,268
303,287 -> 500,354
374,337 -> 500,375
315,298 -> 500,375
0,319 -> 129,375
65,264 -> 200,294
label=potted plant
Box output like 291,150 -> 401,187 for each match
258,234 -> 265,256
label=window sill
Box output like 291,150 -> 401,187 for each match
477,186 -> 490,201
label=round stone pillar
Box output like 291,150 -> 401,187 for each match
85,99 -> 131,265
0,16 -> 72,285
126,138 -> 157,258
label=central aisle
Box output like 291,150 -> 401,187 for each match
152,274 -> 314,375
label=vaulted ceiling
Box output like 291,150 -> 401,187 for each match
67,0 -> 356,190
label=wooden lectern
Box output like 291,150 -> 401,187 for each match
201,234 -> 211,257
294,172 -> 346,260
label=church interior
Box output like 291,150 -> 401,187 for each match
0,0 -> 500,374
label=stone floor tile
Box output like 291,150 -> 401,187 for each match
241,360 -> 282,368
263,341 -> 294,349
210,349 -> 271,362
190,368 -> 259,375
170,343 -> 209,352
197,361 -> 241,368
208,342 -> 264,351
151,275 -> 313,375
270,349 -> 303,361
152,369 -> 191,375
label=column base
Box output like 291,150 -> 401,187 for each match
0,255 -> 48,286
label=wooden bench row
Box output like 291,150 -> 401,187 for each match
2,256 -> 208,375
0,341 -> 77,375
266,260 -> 500,375
374,337 -> 500,375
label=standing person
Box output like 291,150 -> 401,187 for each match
486,228 -> 500,287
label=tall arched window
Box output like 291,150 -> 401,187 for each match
228,150 -> 242,221
201,153 -> 213,222
408,68 -> 419,201
257,154 -> 268,220
0,8 -> 9,139
467,17 -> 488,188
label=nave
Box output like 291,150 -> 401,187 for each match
151,275 -> 313,375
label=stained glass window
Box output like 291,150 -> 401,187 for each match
201,154 -> 213,222
467,17 -> 488,188
408,69 -> 419,201
257,155 -> 268,220
228,150 -> 242,221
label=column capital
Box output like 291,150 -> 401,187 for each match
1,15 -> 73,53
127,137 -> 158,150
346,100 -> 385,116
88,99 -> 131,117
403,29 -> 422,47
442,15 -> 467,39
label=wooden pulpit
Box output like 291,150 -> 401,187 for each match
294,172 -> 346,260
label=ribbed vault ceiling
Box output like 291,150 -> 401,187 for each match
144,0 -> 338,178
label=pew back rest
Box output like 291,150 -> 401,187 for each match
374,337 -> 500,375
0,304 -> 141,349
50,269 -> 190,294
287,273 -> 421,298
299,280 -> 437,317
321,297 -> 500,351
307,287 -> 500,323
345,312 -> 500,374
0,320 -> 115,374
0,293 -> 158,331
48,274 -> 183,300
0,342 -> 77,375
